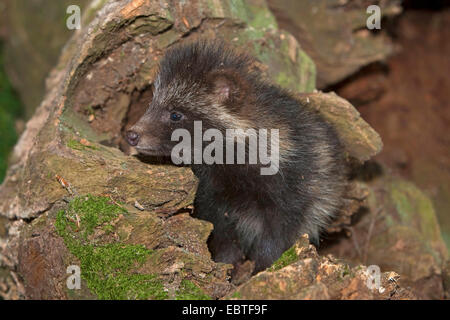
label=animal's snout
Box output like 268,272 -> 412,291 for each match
126,130 -> 140,146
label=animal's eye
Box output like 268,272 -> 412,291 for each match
170,111 -> 183,122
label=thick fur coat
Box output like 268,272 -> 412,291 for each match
128,41 -> 347,272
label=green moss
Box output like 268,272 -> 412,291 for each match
67,139 -> 98,151
276,72 -> 294,89
296,49 -> 317,93
226,0 -> 249,22
60,107 -> 110,143
0,42 -> 23,183
268,246 -> 298,271
245,3 -> 277,30
68,195 -> 125,238
225,0 -> 277,31
390,180 -> 442,244
231,291 -> 242,299
340,264 -> 353,279
56,195 -> 168,300
275,35 -> 316,93
175,280 -> 211,300
387,179 -> 448,265
83,105 -> 95,115
102,224 -> 114,234
247,34 -> 316,94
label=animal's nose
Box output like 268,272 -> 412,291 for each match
126,130 -> 140,146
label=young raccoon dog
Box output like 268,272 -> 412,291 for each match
126,41 -> 347,273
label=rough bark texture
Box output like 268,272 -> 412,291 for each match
0,0 -> 439,300
0,0 -> 316,300
334,9 -> 450,255
322,173 -> 449,299
227,235 -> 415,299
268,0 -> 402,88
298,92 -> 382,162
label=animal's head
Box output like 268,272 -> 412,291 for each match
126,41 -> 254,157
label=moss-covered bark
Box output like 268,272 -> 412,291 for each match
268,0 -> 402,88
227,235 -> 415,300
322,174 -> 448,299
0,0 -> 430,300
0,0 -> 318,300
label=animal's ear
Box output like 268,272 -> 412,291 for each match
207,70 -> 246,104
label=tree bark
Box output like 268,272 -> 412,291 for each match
268,0 -> 402,88
0,0 -> 427,300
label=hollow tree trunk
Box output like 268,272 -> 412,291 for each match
0,0 -> 438,300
